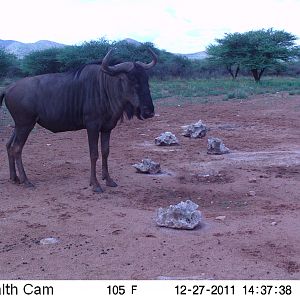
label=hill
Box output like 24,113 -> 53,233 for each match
0,39 -> 65,58
0,38 -> 207,60
178,51 -> 208,60
122,38 -> 207,60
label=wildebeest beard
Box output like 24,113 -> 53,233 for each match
124,102 -> 135,119
122,102 -> 142,121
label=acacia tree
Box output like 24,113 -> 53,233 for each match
207,29 -> 300,82
207,32 -> 244,79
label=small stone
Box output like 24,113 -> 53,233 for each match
248,178 -> 257,183
132,159 -> 161,174
182,120 -> 208,139
155,132 -> 179,146
207,137 -> 230,155
155,200 -> 202,230
271,221 -> 277,226
247,191 -> 256,196
215,216 -> 226,221
40,237 -> 59,245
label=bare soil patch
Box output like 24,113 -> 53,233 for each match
0,94 -> 299,279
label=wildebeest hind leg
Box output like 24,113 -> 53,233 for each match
12,125 -> 35,187
6,130 -> 19,183
101,131 -> 117,187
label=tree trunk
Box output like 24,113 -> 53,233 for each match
227,65 -> 240,80
251,68 -> 266,82
251,69 -> 260,82
226,66 -> 235,79
234,65 -> 240,79
258,68 -> 265,80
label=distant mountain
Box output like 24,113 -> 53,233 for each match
0,38 -> 207,60
177,51 -> 208,60
0,39 -> 65,58
122,38 -> 142,47
122,38 -> 207,60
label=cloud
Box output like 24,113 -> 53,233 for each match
1,0 -> 299,53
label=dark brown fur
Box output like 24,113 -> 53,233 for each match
1,53 -> 156,192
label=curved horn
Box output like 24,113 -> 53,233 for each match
101,49 -> 134,75
136,48 -> 158,70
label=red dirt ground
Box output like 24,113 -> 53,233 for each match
0,93 -> 299,280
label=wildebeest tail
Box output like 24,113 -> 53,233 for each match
0,91 -> 5,107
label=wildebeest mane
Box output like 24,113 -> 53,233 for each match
72,60 -> 102,79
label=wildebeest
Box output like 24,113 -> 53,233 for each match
0,49 -> 157,192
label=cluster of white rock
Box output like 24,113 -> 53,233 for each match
133,119 -> 231,230
154,120 -> 229,155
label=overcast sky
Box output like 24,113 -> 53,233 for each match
1,0 -> 300,53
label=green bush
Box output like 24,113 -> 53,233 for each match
0,48 -> 20,79
22,48 -> 63,75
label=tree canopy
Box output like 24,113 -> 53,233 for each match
207,29 -> 300,81
1,30 -> 300,82
19,38 -> 195,79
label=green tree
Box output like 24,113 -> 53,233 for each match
58,38 -> 111,71
22,48 -> 63,75
19,37 -> 199,79
207,32 -> 244,79
207,29 -> 300,82
0,48 -> 19,79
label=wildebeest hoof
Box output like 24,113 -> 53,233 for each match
10,176 -> 20,184
24,181 -> 35,188
92,186 -> 104,193
106,179 -> 117,187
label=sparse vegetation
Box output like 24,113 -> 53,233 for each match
1,30 -> 300,101
150,77 -> 300,101
1,32 -> 300,82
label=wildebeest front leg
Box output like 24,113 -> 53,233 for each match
101,131 -> 117,187
87,128 -> 103,193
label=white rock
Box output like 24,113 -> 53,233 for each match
247,190 -> 256,197
155,200 -> 202,230
132,159 -> 161,174
271,221 -> 278,226
154,132 -> 178,146
155,132 -> 179,146
182,120 -> 208,138
40,237 -> 59,245
248,178 -> 257,183
215,215 -> 226,221
207,137 -> 230,155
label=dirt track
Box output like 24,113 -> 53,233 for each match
0,94 -> 299,279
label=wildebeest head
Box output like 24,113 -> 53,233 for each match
101,49 -> 157,120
